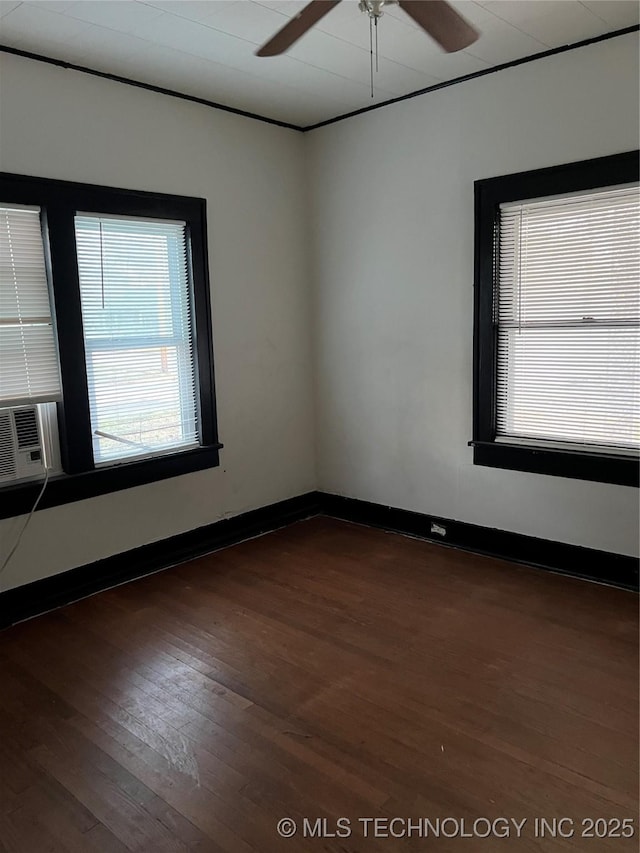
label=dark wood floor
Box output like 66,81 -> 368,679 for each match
0,517 -> 637,852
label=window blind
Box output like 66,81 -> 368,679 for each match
75,214 -> 199,465
0,205 -> 62,407
496,184 -> 640,451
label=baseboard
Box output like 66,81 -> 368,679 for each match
318,492 -> 639,591
0,491 -> 321,629
2,488 -> 636,628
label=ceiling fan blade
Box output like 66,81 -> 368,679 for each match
398,0 -> 479,52
256,0 -> 342,56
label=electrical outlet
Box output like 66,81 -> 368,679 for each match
430,522 -> 447,537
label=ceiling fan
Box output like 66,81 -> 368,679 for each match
256,0 -> 480,57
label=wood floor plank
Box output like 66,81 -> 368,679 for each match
0,517 -> 637,851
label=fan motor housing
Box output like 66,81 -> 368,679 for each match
359,0 -> 396,18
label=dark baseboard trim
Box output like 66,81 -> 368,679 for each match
2,489 -> 636,628
318,493 -> 639,592
0,491 -> 321,629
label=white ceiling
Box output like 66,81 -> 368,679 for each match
0,0 -> 638,127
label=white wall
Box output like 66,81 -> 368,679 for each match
1,34 -> 638,593
308,33 -> 640,557
0,53 -> 316,591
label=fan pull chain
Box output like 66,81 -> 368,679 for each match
368,14 -> 380,98
375,16 -> 379,72
369,15 -> 374,97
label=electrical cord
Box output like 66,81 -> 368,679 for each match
0,467 -> 49,584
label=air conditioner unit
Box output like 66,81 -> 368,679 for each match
0,406 -> 46,485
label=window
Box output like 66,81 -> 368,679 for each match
0,173 -> 220,518
75,215 -> 199,464
473,151 -> 639,487
0,205 -> 61,407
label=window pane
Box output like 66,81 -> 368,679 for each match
499,187 -> 640,325
497,184 -> 640,451
75,215 -> 199,465
497,327 -> 640,449
0,205 -> 62,406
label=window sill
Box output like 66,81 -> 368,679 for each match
470,440 -> 638,487
0,443 -> 222,520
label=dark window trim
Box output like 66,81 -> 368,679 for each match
0,445 -> 222,518
0,172 -> 222,519
472,151 -> 640,488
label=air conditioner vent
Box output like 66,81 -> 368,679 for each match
14,407 -> 39,448
0,406 -> 45,484
0,412 -> 17,479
